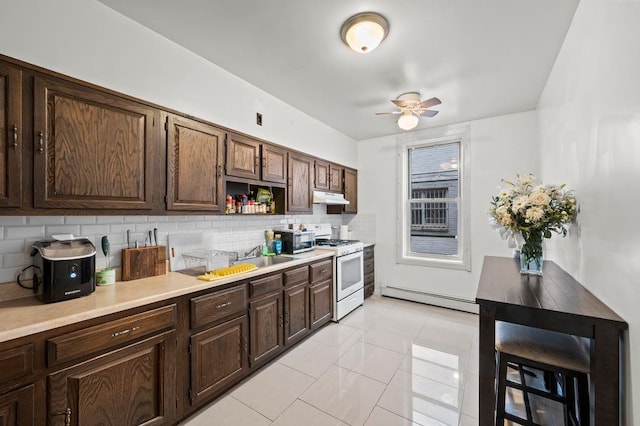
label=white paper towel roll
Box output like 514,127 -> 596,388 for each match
339,225 -> 349,240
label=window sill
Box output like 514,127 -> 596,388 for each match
397,254 -> 470,271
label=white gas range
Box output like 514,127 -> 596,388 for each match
309,224 -> 364,321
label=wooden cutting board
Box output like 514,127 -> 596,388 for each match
121,246 -> 166,281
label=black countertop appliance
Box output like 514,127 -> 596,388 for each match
32,238 -> 96,303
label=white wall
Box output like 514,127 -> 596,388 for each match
355,110 -> 539,305
537,0 -> 640,423
0,0 -> 356,164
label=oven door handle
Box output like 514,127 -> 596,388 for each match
336,250 -> 363,263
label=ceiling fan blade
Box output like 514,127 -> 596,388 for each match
391,99 -> 410,108
419,110 -> 439,117
418,97 -> 441,109
375,111 -> 402,115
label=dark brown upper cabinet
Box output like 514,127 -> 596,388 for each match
33,76 -> 158,210
343,167 -> 358,213
225,133 -> 286,184
314,160 -> 329,191
261,143 -> 286,184
287,152 -> 313,213
225,132 -> 260,180
329,164 -> 343,193
166,115 -> 224,211
0,62 -> 22,208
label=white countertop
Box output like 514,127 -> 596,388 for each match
0,250 -> 334,343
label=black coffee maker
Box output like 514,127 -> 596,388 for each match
31,238 -> 96,303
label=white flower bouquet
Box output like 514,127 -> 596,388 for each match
489,174 -> 577,271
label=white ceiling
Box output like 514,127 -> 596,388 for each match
97,0 -> 579,141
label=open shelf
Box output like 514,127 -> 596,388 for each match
225,180 -> 286,215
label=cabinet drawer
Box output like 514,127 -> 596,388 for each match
284,265 -> 309,287
0,344 -> 34,383
363,246 -> 374,260
191,285 -> 247,329
310,259 -> 333,283
47,304 -> 177,366
364,259 -> 374,275
250,274 -> 283,298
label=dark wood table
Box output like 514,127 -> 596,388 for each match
476,256 -> 628,426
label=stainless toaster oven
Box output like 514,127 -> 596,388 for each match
276,230 -> 315,254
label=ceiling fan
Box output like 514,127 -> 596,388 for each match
376,92 -> 441,130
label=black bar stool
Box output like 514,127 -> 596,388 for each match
495,321 -> 590,425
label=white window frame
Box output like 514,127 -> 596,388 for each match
396,126 -> 471,271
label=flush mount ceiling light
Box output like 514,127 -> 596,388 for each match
340,12 -> 389,53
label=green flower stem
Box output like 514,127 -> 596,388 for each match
521,230 -> 543,264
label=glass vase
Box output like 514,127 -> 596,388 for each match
519,234 -> 543,275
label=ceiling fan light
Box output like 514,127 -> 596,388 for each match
398,113 -> 419,131
341,12 -> 388,53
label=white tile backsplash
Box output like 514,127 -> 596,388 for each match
0,205 -> 346,289
45,225 -> 81,236
27,216 -> 65,225
64,216 -> 97,225
0,217 -> 26,226
5,226 -> 46,240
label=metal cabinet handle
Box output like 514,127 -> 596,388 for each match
37,131 -> 44,154
11,125 -> 18,149
53,408 -> 71,426
216,301 -> 231,309
217,164 -> 222,178
111,326 -> 140,338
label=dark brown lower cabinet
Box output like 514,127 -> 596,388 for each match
190,315 -> 248,405
284,283 -> 309,346
47,331 -> 176,426
0,258 -> 336,426
310,280 -> 333,330
364,245 -> 375,299
249,292 -> 283,367
0,384 -> 34,426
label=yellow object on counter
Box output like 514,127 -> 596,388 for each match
197,263 -> 258,281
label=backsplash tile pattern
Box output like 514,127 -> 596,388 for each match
0,205 -> 345,289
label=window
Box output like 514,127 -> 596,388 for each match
411,188 -> 449,230
397,127 -> 470,270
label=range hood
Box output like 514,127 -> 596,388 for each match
312,191 -> 350,205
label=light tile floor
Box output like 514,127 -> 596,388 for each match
181,295 -> 480,426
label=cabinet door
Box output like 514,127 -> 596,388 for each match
329,164 -> 343,193
47,331 -> 176,426
167,115 -> 224,211
314,160 -> 329,191
284,282 -> 309,346
287,152 -> 313,213
343,168 -> 358,213
262,143 -> 286,183
0,385 -> 34,426
225,133 -> 260,180
310,280 -> 333,330
190,315 -> 248,406
33,76 -> 157,210
0,62 -> 22,208
249,292 -> 283,367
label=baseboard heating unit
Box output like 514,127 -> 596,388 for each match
381,285 -> 479,314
